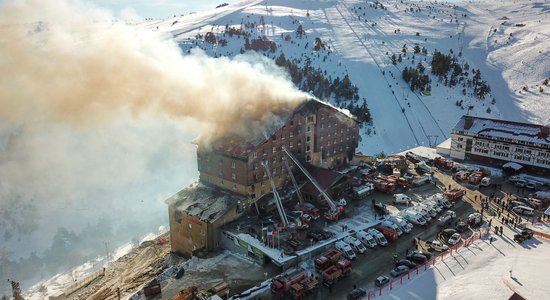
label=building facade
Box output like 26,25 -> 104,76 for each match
166,183 -> 245,258
197,99 -> 360,200
450,115 -> 550,175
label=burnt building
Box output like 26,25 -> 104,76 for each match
166,182 -> 245,258
167,99 -> 360,257
196,99 -> 360,200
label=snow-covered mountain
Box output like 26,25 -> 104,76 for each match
141,0 -> 549,154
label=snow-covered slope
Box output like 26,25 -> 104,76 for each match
141,0 -> 549,154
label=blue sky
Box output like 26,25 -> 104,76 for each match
91,0 -> 242,19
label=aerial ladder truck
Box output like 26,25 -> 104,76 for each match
261,160 -> 290,228
281,146 -> 345,221
283,157 -> 320,220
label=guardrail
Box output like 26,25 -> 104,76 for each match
64,268 -> 105,296
364,229 -> 487,299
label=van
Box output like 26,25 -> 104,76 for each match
343,236 -> 367,254
380,220 -> 403,236
367,228 -> 388,246
512,205 -> 534,215
413,175 -> 433,186
357,231 -> 377,248
392,194 -> 411,205
385,216 -> 413,233
411,207 -> 431,222
429,193 -> 453,209
401,210 -> 426,226
424,200 -> 443,213
335,241 -> 356,260
413,203 -> 436,218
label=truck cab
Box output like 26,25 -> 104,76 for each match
335,241 -> 356,260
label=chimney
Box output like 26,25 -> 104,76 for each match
541,125 -> 550,138
464,116 -> 474,130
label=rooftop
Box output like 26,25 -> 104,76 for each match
204,98 -> 358,158
166,182 -> 245,223
301,167 -> 344,196
452,115 -> 550,146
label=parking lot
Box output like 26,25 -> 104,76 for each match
233,149 -> 550,300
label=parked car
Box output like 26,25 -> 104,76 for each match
447,233 -> 462,245
357,230 -> 377,248
412,250 -> 434,260
390,265 -> 410,277
347,288 -> 367,300
515,179 -> 527,188
406,253 -> 428,264
431,240 -> 449,252
307,231 -> 324,242
375,276 -> 390,287
438,211 -> 456,226
440,228 -> 458,239
525,181 -> 538,190
335,241 -> 356,260
396,259 -> 417,269
343,236 -> 367,254
455,221 -> 468,233
513,228 -> 534,243
393,193 -> 412,205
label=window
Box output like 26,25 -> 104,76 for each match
307,116 -> 314,123
231,173 -> 236,180
290,142 -> 294,148
290,120 -> 294,126
253,152 -> 257,159
306,126 -> 311,133
321,123 -> 325,129
254,163 -> 258,170
232,184 -> 237,190
231,162 -> 236,169
306,155 -> 311,162
306,136 -> 311,143
290,131 -> 294,138
306,145 -> 311,152
272,156 -> 276,163
272,147 -> 276,153
262,150 -> 267,156
321,114 -> 325,120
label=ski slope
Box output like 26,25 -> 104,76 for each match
141,0 -> 549,155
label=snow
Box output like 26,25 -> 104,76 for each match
371,232 -> 550,300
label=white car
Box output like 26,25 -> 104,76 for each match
438,211 -> 456,226
393,194 -> 412,205
431,240 -> 449,252
448,233 -> 462,245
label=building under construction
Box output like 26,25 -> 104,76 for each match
167,99 -> 360,258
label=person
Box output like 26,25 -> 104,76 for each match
393,253 -> 398,262
489,236 -> 493,244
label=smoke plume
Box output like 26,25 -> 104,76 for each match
0,0 -> 307,291
0,0 -> 307,138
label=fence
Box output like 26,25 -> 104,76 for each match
364,229 -> 488,299
532,230 -> 550,240
64,268 -> 105,296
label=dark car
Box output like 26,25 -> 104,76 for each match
440,228 -> 458,239
396,259 -> 417,269
347,288 -> 367,300
406,253 -> 428,264
286,238 -> 301,249
412,250 -> 434,260
514,228 -> 534,243
455,221 -> 468,233
321,230 -> 334,239
307,231 -> 324,242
